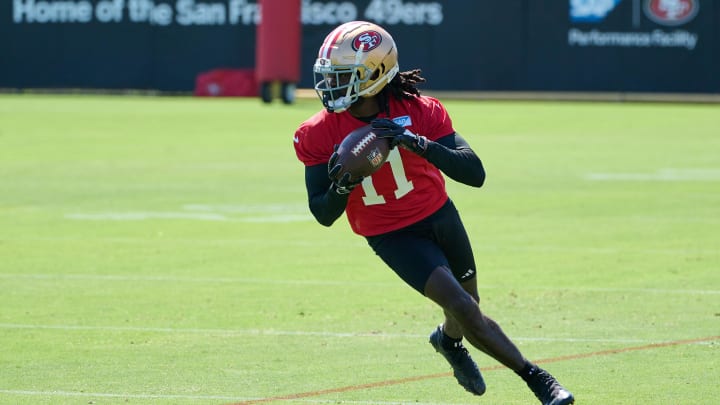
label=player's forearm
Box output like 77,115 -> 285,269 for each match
305,164 -> 348,226
308,189 -> 348,227
424,142 -> 486,187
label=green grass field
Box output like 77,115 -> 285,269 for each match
0,94 -> 718,405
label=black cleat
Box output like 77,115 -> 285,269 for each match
429,326 -> 486,395
526,367 -> 574,405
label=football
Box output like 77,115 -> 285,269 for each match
331,125 -> 391,182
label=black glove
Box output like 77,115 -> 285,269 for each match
371,118 -> 405,139
371,118 -> 428,155
328,146 -> 363,195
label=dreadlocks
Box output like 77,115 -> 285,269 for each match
389,69 -> 426,98
377,69 -> 426,115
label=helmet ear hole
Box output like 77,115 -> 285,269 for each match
370,69 -> 380,80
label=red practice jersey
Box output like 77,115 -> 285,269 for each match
294,96 -> 453,236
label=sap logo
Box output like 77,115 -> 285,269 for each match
570,0 -> 623,22
392,115 -> 412,127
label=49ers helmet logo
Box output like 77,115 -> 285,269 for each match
352,31 -> 383,52
644,0 -> 699,26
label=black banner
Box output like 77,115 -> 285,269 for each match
529,0 -> 717,92
1,0 -> 717,93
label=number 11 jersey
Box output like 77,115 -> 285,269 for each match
294,95 -> 454,237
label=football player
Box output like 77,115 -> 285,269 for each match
293,21 -> 574,405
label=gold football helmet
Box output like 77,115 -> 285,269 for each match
313,21 -> 400,113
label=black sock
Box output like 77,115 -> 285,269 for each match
440,329 -> 463,350
515,361 -> 540,383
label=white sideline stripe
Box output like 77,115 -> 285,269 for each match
0,391 -> 462,405
0,323 -> 673,343
1,273 -> 718,295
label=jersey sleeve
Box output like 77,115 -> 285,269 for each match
294,117 -> 334,167
417,97 -> 455,142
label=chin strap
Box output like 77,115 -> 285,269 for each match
326,96 -> 352,113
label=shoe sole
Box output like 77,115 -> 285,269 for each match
549,395 -> 574,405
429,332 -> 486,396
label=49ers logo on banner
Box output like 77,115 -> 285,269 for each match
352,31 -> 383,52
644,0 -> 699,26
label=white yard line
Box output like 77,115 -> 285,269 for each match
0,323 -> 679,344
64,212 -> 231,221
182,203 -> 308,213
64,212 -> 315,222
1,272 -> 718,295
63,203 -> 315,223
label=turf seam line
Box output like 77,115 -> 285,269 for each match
227,335 -> 719,405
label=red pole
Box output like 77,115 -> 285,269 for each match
256,0 -> 301,104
